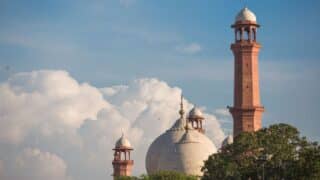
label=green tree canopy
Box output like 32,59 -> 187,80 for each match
201,123 -> 320,180
115,171 -> 197,180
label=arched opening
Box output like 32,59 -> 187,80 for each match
235,26 -> 258,42
245,27 -> 250,41
236,29 -> 242,41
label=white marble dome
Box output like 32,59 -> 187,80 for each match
188,107 -> 204,119
145,116 -> 217,176
115,134 -> 132,148
235,7 -> 257,22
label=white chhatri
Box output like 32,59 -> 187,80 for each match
221,135 -> 233,148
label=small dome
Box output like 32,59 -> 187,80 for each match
188,107 -> 204,119
221,135 -> 233,148
235,7 -> 257,23
115,134 -> 132,148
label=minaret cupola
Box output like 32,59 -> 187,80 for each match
233,7 -> 260,43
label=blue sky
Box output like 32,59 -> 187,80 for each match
0,0 -> 319,141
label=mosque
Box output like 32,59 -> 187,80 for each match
112,7 -> 264,178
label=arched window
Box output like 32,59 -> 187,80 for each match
236,29 -> 241,41
253,28 -> 257,41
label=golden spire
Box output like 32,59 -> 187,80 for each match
179,94 -> 185,118
179,94 -> 191,131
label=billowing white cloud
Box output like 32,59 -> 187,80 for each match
2,148 -> 71,180
0,70 -> 108,144
214,108 -> 231,117
0,70 -> 224,179
176,43 -> 202,54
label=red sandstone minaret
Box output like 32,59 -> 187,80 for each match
228,7 -> 264,136
112,134 -> 133,179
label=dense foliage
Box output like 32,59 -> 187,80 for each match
115,171 -> 197,180
201,123 -> 320,180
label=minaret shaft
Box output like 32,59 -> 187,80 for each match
232,42 -> 261,107
112,157 -> 133,178
230,42 -> 264,136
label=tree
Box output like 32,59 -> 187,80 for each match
201,123 -> 320,180
115,171 -> 197,180
145,171 -> 197,180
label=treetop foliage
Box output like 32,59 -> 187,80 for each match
115,171 -> 197,180
201,123 -> 320,180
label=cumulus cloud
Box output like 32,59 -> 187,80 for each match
1,148 -> 71,180
176,43 -> 202,54
0,70 -> 107,144
214,108 -> 231,117
0,70 -> 224,179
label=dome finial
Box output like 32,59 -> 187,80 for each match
240,0 -> 247,8
179,94 -> 185,118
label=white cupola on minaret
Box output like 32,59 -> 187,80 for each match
188,106 -> 205,133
